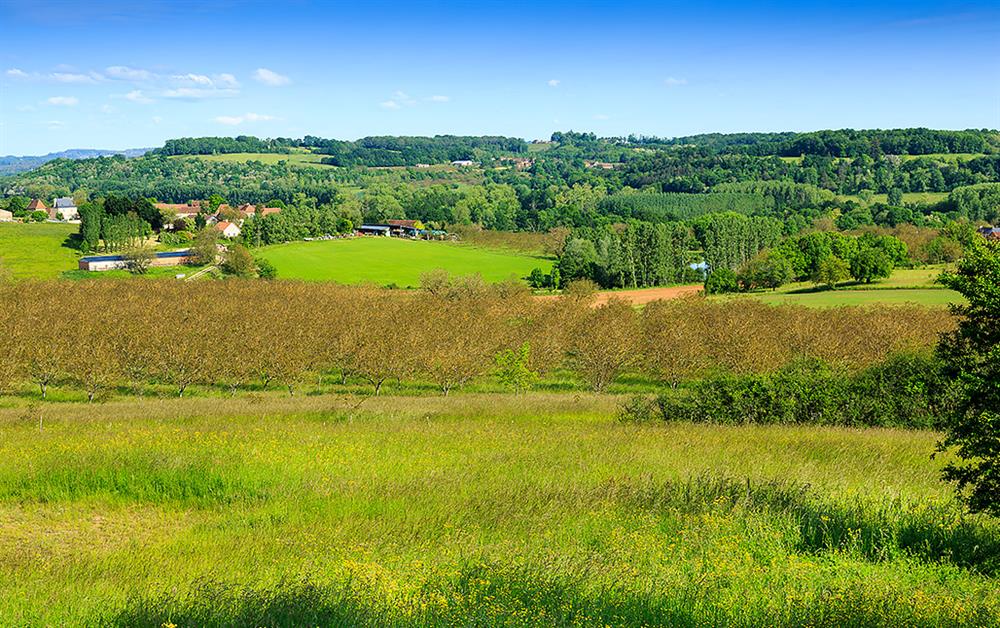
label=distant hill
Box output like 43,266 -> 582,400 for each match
0,148 -> 153,175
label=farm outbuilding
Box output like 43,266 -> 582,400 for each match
357,224 -> 391,236
78,249 -> 194,272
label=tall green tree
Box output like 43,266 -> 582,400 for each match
936,239 -> 1000,516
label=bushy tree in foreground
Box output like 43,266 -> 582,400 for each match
937,239 -> 1000,516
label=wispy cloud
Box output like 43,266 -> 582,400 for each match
253,68 -> 290,86
164,86 -> 239,100
380,100 -> 402,110
547,79 -> 560,87
46,96 -> 79,106
105,65 -> 153,81
125,90 -> 154,104
51,71 -> 103,84
664,76 -> 687,87
213,112 -> 274,125
44,120 -> 66,130
6,68 -> 29,78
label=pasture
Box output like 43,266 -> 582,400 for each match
0,393 -> 997,625
719,265 -> 964,308
0,222 -> 79,279
257,237 -> 552,285
172,151 -> 328,166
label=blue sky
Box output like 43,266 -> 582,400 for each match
1,0 -> 998,155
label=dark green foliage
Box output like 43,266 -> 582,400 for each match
558,221 -> 691,289
77,202 -> 103,253
737,250 -> 794,291
656,354 -> 953,429
597,191 -> 773,222
222,244 -> 257,278
255,257 -> 277,280
937,239 -> 1000,516
703,268 -> 738,294
693,212 -> 783,271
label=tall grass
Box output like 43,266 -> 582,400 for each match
0,394 -> 997,625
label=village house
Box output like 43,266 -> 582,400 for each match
0,208 -> 12,222
26,198 -> 48,216
52,197 -> 80,221
155,200 -> 203,220
451,159 -> 476,167
978,226 -> 1000,240
237,203 -> 282,219
215,221 -> 241,238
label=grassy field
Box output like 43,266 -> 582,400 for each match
719,265 -> 965,308
257,237 -> 552,285
838,191 -> 950,206
0,222 -> 80,279
0,393 -> 997,625
172,151 -> 328,166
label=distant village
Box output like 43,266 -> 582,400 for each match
0,196 -> 454,272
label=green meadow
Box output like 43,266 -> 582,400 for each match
718,265 -> 965,308
0,222 -> 80,279
0,393 -> 997,626
172,151 -> 328,166
257,237 -> 552,285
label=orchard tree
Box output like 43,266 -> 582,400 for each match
936,239 -> 1000,516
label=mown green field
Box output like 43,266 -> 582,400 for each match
0,393 -> 997,625
0,222 -> 80,279
172,151 -> 328,166
257,237 -> 552,285
718,265 -> 965,308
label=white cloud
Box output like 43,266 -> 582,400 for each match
547,79 -> 560,87
51,71 -> 102,84
105,65 -> 152,81
664,76 -> 687,87
163,87 -> 239,100
6,68 -> 29,78
253,68 -> 290,86
379,100 -> 402,110
426,95 -> 450,102
213,112 -> 275,125
172,73 -> 214,86
46,96 -> 79,106
216,73 -> 239,88
125,89 -> 154,104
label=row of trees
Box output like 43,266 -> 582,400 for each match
0,280 -> 952,400
707,231 -> 911,293
557,221 -> 694,288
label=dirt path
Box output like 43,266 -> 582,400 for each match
537,284 -> 703,306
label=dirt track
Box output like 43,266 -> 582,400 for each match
537,285 -> 703,306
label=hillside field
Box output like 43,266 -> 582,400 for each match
716,265 -> 965,308
257,237 -> 553,285
171,151 -> 328,166
0,222 -> 80,279
0,393 -> 997,625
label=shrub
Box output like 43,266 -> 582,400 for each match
656,353 -> 951,429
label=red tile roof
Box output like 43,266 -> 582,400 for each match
27,199 -> 48,210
